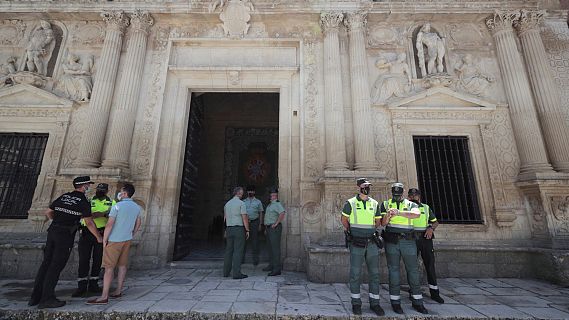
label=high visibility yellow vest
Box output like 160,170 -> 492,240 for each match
384,199 -> 414,232
413,204 -> 431,230
81,197 -> 115,228
347,196 -> 379,229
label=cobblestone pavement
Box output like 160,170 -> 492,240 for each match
1,264 -> 569,319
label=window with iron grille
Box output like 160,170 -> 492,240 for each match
412,136 -> 482,224
0,133 -> 49,219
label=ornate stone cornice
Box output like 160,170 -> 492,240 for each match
101,10 -> 129,33
320,12 -> 344,34
344,11 -> 367,33
486,10 -> 520,34
514,9 -> 545,36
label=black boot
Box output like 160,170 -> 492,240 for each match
370,304 -> 385,316
412,304 -> 429,314
352,304 -> 362,315
88,279 -> 102,294
391,303 -> 404,314
430,289 -> 445,304
38,298 -> 66,309
71,280 -> 88,297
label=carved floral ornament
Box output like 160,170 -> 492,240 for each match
130,10 -> 154,34
485,10 -> 546,34
320,12 -> 344,33
101,10 -> 130,33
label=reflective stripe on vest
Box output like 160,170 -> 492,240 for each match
413,204 -> 430,231
81,197 -> 115,228
348,196 -> 378,229
384,199 -> 413,230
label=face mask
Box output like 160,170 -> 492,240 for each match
360,186 -> 370,195
410,199 -> 419,204
116,192 -> 123,201
95,191 -> 106,198
84,186 -> 90,193
248,192 -> 254,198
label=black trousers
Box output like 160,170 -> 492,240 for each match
78,227 -> 104,282
31,228 -> 75,303
416,237 -> 438,288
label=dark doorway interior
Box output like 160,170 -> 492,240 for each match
174,92 -> 279,261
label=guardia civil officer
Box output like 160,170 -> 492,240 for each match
408,188 -> 444,304
223,186 -> 250,279
243,185 -> 263,266
340,178 -> 384,316
72,183 -> 115,297
263,187 -> 285,276
29,176 -> 102,309
380,182 -> 428,314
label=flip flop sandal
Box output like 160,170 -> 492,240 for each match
110,293 -> 123,298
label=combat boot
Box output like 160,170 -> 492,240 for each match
430,289 -> 445,304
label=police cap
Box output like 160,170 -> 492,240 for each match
356,178 -> 372,186
408,188 -> 421,195
269,187 -> 279,194
96,183 -> 109,191
391,182 -> 404,196
73,176 -> 94,186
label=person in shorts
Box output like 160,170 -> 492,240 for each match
87,183 -> 141,305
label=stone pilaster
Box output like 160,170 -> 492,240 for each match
486,11 -> 554,176
75,11 -> 129,168
344,12 -> 379,171
515,10 -> 569,173
320,12 -> 348,171
102,11 -> 154,169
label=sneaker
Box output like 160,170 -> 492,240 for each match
352,304 -> 362,315
370,305 -> 385,316
38,298 -> 66,309
412,304 -> 429,314
391,304 -> 404,314
86,297 -> 108,305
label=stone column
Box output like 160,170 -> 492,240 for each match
75,11 -> 129,168
345,12 -> 379,171
515,10 -> 569,173
320,12 -> 348,171
102,11 -> 154,169
486,11 -> 553,175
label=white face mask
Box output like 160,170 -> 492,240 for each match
116,192 -> 123,200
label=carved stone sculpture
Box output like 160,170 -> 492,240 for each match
416,23 -> 445,76
210,0 -> 254,38
58,54 -> 93,101
23,20 -> 54,75
371,53 -> 411,104
0,56 -> 17,88
454,54 -> 495,96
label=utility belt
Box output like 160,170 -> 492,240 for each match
49,223 -> 79,235
414,230 -> 435,240
350,232 -> 384,249
382,230 -> 417,244
249,218 -> 259,223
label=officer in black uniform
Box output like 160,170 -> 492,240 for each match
29,176 -> 102,309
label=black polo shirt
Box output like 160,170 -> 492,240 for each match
49,191 -> 92,227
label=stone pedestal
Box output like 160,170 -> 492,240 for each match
320,12 -> 348,171
517,179 -> 569,250
75,11 -> 129,168
486,11 -> 554,177
515,10 -> 569,173
102,11 -> 153,169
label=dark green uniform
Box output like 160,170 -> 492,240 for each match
380,199 -> 424,307
341,195 -> 382,307
264,200 -> 285,273
224,196 -> 247,278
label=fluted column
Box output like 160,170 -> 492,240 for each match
486,11 -> 554,175
102,11 -> 154,169
320,12 -> 349,171
345,12 -> 379,171
75,11 -> 129,167
515,10 -> 569,173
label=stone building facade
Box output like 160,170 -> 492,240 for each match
0,0 -> 568,284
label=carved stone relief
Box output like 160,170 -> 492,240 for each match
528,195 -> 547,236
209,0 -> 255,38
21,20 -> 55,76
302,41 -> 323,179
301,201 -> 322,224
61,104 -> 89,169
0,56 -> 17,88
55,53 -> 93,101
454,53 -> 495,97
445,23 -> 491,50
541,20 -> 569,126
68,21 -> 105,47
367,24 -> 406,48
549,195 -> 569,235
371,52 -> 411,104
373,107 -> 395,179
0,20 -> 26,46
415,23 -> 446,77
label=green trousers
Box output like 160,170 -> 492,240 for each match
224,226 -> 245,277
243,219 -> 260,265
385,238 -> 423,306
265,224 -> 282,273
349,242 -> 380,307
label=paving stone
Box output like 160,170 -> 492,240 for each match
422,293 -> 460,305
137,291 -> 170,301
217,281 -> 254,290
468,304 -> 533,318
552,304 -> 569,313
515,307 -> 569,319
542,295 -> 569,305
148,299 -> 197,312
308,290 -> 341,305
231,301 -> 276,315
276,302 -> 348,317
191,301 -> 232,314
307,283 -> 333,291
278,289 -> 310,304
125,279 -> 166,286
278,284 -> 306,290
177,290 -> 209,301
483,287 -> 535,296
452,294 -> 503,305
237,289 -> 277,302
451,286 -> 491,295
493,295 -> 551,307
121,286 -> 156,299
253,281 -> 277,291
107,300 -> 156,312
191,281 -> 220,291
164,277 -> 196,285
202,290 -> 240,302
151,285 -> 192,293
426,303 -> 486,318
